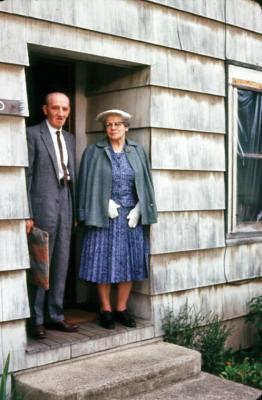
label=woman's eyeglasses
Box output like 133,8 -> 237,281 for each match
105,122 -> 125,128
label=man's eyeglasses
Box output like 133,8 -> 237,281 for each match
105,121 -> 125,128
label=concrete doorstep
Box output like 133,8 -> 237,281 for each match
129,372 -> 262,400
14,341 -> 262,400
14,342 -> 201,399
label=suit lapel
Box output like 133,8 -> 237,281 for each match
40,121 -> 60,181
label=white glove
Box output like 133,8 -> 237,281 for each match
108,199 -> 120,219
127,202 -> 141,228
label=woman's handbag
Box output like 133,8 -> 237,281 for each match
27,226 -> 49,290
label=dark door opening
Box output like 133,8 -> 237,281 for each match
25,54 -> 75,132
25,53 -> 77,307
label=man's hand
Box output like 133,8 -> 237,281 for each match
127,202 -> 141,228
26,219 -> 34,234
108,199 -> 120,219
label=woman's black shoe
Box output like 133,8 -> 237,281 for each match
115,310 -> 136,328
100,311 -> 115,329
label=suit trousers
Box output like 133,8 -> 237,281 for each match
29,183 -> 73,325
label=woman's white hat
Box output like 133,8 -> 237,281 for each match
96,109 -> 132,122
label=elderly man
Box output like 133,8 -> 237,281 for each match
26,92 -> 78,338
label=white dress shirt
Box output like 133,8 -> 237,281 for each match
46,119 -> 70,180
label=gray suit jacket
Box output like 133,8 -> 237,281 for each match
26,120 -> 76,231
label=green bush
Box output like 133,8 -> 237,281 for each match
219,295 -> 262,391
162,301 -> 231,374
196,316 -> 231,374
217,295 -> 262,390
162,302 -> 205,348
221,357 -> 262,390
163,297 -> 262,390
246,295 -> 262,347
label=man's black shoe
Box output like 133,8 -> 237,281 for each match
29,324 -> 47,339
46,320 -> 78,332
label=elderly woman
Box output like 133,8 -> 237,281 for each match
77,109 -> 157,329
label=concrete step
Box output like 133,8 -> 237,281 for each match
14,342 -> 201,399
129,372 -> 262,400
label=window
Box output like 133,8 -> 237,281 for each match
227,65 -> 262,239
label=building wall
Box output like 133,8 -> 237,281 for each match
0,0 -> 262,372
0,63 -> 30,372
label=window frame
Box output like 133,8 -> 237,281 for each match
227,65 -> 262,242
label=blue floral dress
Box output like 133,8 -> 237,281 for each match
79,147 -> 149,284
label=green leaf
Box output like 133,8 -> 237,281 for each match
0,353 -> 10,399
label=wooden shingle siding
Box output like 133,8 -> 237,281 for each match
0,270 -> 30,322
151,130 -> 225,171
2,9 -> 159,74
226,243 -> 262,281
153,171 -> 225,212
0,221 -> 29,272
226,26 -> 262,66
226,0 -> 262,34
150,249 -> 226,295
1,1 -> 226,59
0,117 -> 28,166
152,280 -> 262,335
146,0 -> 225,22
151,88 -> 225,133
26,18 -> 151,67
136,243 -> 262,296
151,211 -> 225,254
0,64 -> 28,111
151,52 -> 225,96
0,168 -> 29,220
0,14 -> 225,96
0,35 -> 30,369
0,0 -> 226,24
0,0 -> 76,23
0,321 -> 27,372
0,15 -> 28,65
85,51 -> 225,97
149,244 -> 262,295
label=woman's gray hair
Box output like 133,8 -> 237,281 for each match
103,117 -> 130,130
121,117 -> 130,127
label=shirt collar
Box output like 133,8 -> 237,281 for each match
46,119 -> 62,135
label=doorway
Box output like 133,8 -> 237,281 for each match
25,53 -> 77,307
25,51 -> 150,326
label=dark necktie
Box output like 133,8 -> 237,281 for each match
56,130 -> 68,186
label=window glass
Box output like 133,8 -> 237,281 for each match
237,89 -> 262,227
